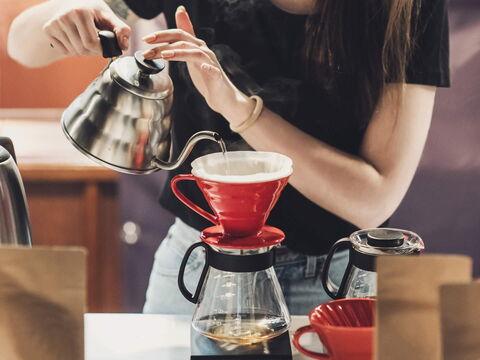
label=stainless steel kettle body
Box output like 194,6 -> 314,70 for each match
61,31 -> 223,175
0,138 -> 32,246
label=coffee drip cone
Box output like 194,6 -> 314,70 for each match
191,151 -> 292,240
201,225 -> 285,250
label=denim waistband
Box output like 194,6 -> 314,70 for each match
169,218 -> 328,278
275,246 -> 327,279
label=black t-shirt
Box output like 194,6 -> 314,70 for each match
124,0 -> 450,255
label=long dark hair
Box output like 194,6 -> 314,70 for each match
304,0 -> 419,128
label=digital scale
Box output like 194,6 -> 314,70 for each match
191,327 -> 293,359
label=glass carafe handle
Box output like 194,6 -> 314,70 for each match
321,238 -> 352,299
178,242 -> 210,304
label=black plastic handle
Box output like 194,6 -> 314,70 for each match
178,242 -> 210,304
321,238 -> 352,299
0,137 -> 16,163
98,30 -> 122,58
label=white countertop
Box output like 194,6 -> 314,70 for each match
85,314 -> 321,360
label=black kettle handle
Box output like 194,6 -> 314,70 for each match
98,30 -> 122,58
321,238 -> 352,299
178,242 -> 210,304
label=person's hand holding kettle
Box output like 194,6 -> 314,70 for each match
42,0 -> 131,56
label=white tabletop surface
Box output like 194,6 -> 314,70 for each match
85,314 -> 321,360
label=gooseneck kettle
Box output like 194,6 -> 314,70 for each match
61,31 -> 223,174
322,228 -> 424,299
0,137 -> 32,246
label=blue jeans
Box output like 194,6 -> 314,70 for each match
144,218 -> 349,315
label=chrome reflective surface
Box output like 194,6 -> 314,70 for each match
61,54 -> 222,174
351,228 -> 425,256
0,146 -> 32,246
110,54 -> 169,99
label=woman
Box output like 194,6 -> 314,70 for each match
8,0 -> 449,314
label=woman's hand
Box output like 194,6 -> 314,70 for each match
42,0 -> 131,56
142,6 -> 254,126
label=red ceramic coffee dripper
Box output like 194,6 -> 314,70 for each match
170,151 -> 293,241
293,298 -> 375,360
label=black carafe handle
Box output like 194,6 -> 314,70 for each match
178,242 -> 210,304
321,238 -> 353,299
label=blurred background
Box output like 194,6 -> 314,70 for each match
0,0 -> 478,313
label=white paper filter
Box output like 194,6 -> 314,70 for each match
191,151 -> 293,183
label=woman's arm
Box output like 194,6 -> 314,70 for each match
226,84 -> 435,229
7,0 -> 135,68
144,7 -> 436,229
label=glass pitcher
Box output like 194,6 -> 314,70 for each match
322,228 -> 425,299
178,242 -> 291,345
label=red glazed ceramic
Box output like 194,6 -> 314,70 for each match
201,225 -> 285,250
293,298 -> 375,360
170,151 -> 292,238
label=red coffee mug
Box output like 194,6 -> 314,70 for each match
293,298 -> 375,360
170,151 -> 292,238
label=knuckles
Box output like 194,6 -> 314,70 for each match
176,41 -> 190,49
84,37 -> 98,48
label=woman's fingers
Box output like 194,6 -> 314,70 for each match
157,48 -> 217,66
142,42 -> 188,58
143,41 -> 215,61
95,11 -> 131,50
74,11 -> 101,54
200,63 -> 223,80
48,37 -> 69,55
175,6 -> 195,36
142,28 -> 205,47
44,22 -> 76,54
58,19 -> 85,55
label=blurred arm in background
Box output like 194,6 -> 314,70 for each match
7,0 -> 139,68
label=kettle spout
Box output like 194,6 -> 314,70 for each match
153,131 -> 225,171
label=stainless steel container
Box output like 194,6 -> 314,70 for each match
0,137 -> 32,246
61,31 -> 223,175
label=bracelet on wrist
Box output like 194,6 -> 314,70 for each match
230,95 -> 263,133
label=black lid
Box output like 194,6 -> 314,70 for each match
366,229 -> 404,247
134,51 -> 165,75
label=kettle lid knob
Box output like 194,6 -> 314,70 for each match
367,229 -> 404,247
134,51 -> 165,75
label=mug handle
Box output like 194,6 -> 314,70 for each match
293,325 -> 330,359
170,174 -> 218,225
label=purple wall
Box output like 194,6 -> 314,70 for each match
391,1 -> 480,274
